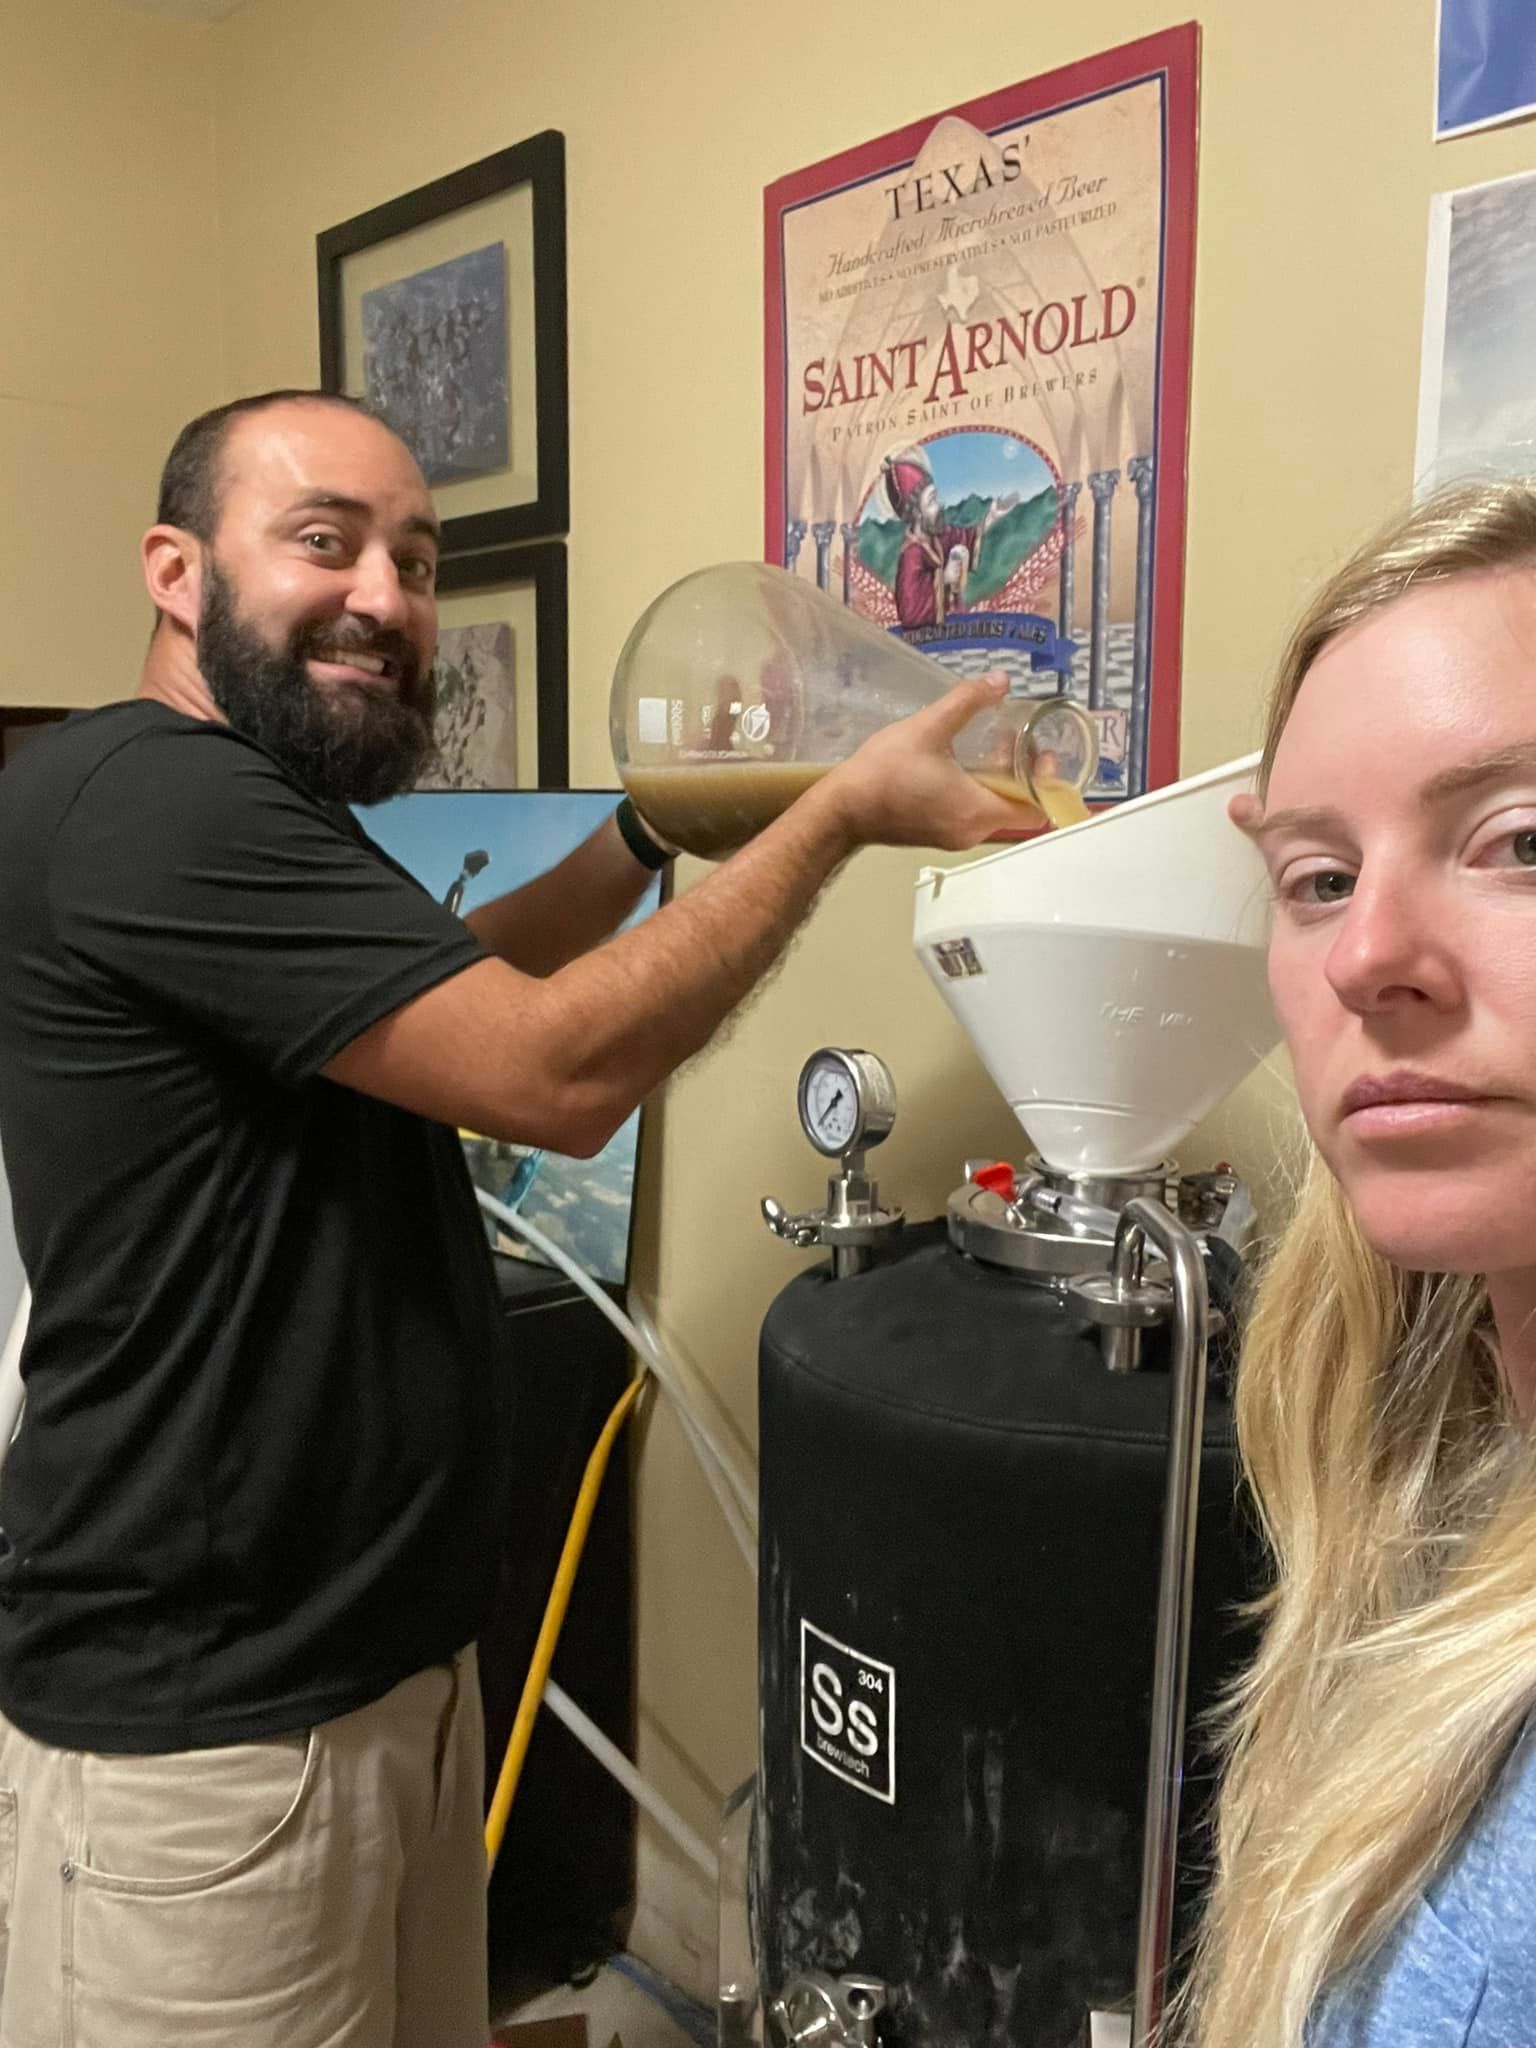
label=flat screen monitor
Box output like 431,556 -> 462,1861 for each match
356,789 -> 662,1289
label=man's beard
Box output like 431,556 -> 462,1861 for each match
196,559 -> 438,805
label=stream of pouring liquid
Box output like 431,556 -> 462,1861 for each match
623,763 -> 1091,861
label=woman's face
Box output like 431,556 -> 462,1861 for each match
1251,567 -> 1536,1276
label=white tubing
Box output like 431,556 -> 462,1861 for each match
477,1192 -> 736,1888
0,1286 -> 29,1469
628,1297 -> 757,1532
665,1404 -> 756,1575
623,1299 -> 757,1566
544,1677 -> 717,1882
477,1191 -> 757,1576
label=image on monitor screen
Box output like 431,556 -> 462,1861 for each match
355,788 -> 663,1288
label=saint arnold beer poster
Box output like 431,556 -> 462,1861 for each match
764,27 -> 1198,802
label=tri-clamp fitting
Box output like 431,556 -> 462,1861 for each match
1069,1214 -> 1174,1373
766,1972 -> 888,2048
763,1153 -> 903,1280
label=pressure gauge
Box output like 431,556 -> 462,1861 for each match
767,1049 -> 904,1273
796,1048 -> 897,1160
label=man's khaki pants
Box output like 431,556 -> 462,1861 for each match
0,1650 -> 488,2048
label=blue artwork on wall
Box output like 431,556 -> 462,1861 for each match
1437,0 -> 1536,138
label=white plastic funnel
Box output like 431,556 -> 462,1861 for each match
914,754 -> 1280,1174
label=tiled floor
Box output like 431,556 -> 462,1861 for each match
494,1957 -> 710,2048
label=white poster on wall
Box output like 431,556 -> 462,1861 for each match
1417,168 -> 1536,492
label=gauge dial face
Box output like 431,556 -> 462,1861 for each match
803,1056 -> 860,1155
797,1048 -> 896,1159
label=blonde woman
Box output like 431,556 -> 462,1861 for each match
1189,478 -> 1536,2046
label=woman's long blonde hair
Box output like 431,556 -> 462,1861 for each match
1188,479 -> 1536,2047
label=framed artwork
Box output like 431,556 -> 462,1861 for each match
317,132 -> 569,553
1419,167 -> 1536,491
425,541 -> 568,790
353,789 -> 664,1290
764,27 -> 1199,806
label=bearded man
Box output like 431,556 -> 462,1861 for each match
0,391 -> 1037,2046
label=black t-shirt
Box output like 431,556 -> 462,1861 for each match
0,701 -> 511,1751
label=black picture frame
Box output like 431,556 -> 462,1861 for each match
431,541 -> 569,789
317,131 -> 569,555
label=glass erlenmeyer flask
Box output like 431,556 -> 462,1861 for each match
609,563 -> 1097,861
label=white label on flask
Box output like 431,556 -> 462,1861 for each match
637,697 -> 669,746
739,703 -> 771,743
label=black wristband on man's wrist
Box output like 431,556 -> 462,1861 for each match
614,795 -> 675,871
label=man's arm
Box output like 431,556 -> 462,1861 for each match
463,812 -> 658,976
322,677 -> 1040,1156
325,775 -> 853,1155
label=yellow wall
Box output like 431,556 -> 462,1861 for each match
0,0 -> 224,709
17,0 -> 1536,1994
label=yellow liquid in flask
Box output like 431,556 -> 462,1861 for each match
624,762 -> 1090,861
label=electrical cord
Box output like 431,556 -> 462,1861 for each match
477,1193 -> 757,1575
476,1188 -> 753,1885
483,1367 -> 650,1874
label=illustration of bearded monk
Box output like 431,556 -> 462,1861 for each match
882,446 -> 1018,630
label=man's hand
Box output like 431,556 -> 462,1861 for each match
820,675 -> 1046,849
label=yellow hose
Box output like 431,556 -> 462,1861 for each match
484,1370 -> 650,1874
